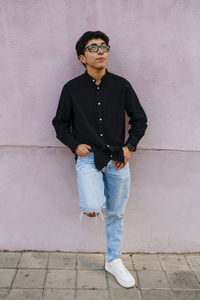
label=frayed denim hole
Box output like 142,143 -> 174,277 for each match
100,210 -> 104,221
79,211 -> 84,223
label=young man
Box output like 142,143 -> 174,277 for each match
52,31 -> 147,288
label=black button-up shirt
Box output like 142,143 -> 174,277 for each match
52,68 -> 148,171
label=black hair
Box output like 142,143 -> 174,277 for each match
75,31 -> 109,68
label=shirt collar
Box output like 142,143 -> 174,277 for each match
84,68 -> 109,85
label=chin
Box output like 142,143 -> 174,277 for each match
96,63 -> 107,69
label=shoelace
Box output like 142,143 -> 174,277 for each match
79,210 -> 104,224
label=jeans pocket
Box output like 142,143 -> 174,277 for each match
76,151 -> 93,170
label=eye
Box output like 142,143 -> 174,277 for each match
101,45 -> 110,52
89,45 -> 98,51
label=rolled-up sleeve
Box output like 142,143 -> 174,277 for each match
52,83 -> 80,154
124,80 -> 148,149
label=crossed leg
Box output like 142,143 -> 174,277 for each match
76,158 -> 106,218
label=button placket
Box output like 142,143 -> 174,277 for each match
106,144 -> 112,157
96,85 -> 104,138
91,78 -> 113,159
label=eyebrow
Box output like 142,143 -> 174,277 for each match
89,42 -> 107,46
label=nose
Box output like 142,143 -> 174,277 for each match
97,46 -> 104,54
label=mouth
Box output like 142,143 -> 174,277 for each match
96,58 -> 105,61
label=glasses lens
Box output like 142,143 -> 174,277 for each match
88,45 -> 98,52
101,45 -> 110,52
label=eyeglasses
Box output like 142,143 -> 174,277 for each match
84,44 -> 110,53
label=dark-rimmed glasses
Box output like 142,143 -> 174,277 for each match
84,44 -> 110,53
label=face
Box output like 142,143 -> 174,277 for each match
79,38 -> 109,70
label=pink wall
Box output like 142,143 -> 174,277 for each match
0,0 -> 200,252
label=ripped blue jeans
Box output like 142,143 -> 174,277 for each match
75,151 -> 131,262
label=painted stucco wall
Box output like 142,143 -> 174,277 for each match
0,0 -> 199,252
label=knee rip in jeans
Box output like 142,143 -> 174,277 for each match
79,210 -> 104,224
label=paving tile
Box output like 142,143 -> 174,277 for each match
77,289 -> 109,300
109,287 -> 142,299
0,289 -> 9,295
12,269 -> 46,288
48,252 -> 76,269
137,270 -> 170,289
0,252 -> 21,268
77,253 -> 104,269
141,289 -> 174,300
166,270 -> 200,289
159,254 -> 190,271
77,269 -> 107,289
132,254 -> 162,271
43,288 -> 75,300
6,289 -> 42,300
106,269 -> 137,289
18,252 -> 48,268
45,269 -> 76,289
173,290 -> 200,300
0,269 -> 16,288
185,254 -> 200,271
121,254 -> 134,270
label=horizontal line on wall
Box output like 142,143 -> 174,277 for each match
0,145 -> 199,152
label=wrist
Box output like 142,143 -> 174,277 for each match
124,146 -> 131,153
125,143 -> 136,152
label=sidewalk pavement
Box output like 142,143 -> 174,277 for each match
0,251 -> 200,299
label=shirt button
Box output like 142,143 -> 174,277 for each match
110,154 -> 112,157
100,133 -> 103,136
107,144 -> 109,147
97,86 -> 100,89
98,102 -> 101,105
92,79 -> 95,82
99,118 -> 102,121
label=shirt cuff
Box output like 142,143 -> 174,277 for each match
124,143 -> 137,152
70,141 -> 81,154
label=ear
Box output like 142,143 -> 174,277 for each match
79,54 -> 86,64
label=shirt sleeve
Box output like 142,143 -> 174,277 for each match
52,83 -> 81,154
124,80 -> 148,150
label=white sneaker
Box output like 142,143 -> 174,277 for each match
105,258 -> 136,288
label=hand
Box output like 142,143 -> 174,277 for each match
75,144 -> 91,157
113,146 -> 131,170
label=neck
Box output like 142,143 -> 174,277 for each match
86,66 -> 106,82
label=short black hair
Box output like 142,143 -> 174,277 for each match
75,31 -> 109,68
